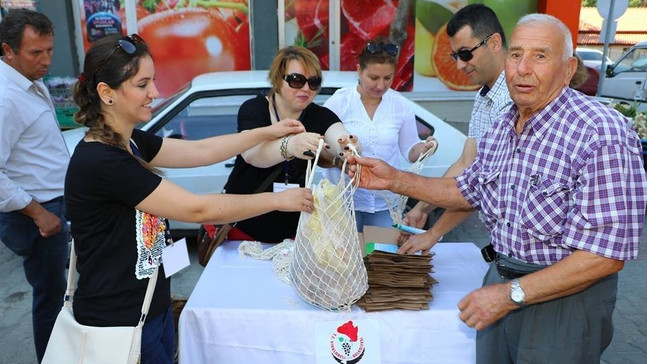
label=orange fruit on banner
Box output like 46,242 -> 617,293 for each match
431,23 -> 480,91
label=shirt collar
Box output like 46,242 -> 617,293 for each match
508,87 -> 571,139
479,71 -> 506,99
479,85 -> 490,97
0,57 -> 42,92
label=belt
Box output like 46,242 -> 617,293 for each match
495,259 -> 528,279
494,253 -> 546,280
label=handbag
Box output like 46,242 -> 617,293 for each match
198,164 -> 283,266
42,240 -> 159,364
198,223 -> 233,266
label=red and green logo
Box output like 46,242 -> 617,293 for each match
330,321 -> 365,363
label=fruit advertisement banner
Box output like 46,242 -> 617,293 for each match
77,0 -> 251,98
284,0 -> 537,94
412,0 -> 537,93
137,0 -> 250,97
284,0 -> 416,91
283,0 -> 330,70
339,0 -> 415,91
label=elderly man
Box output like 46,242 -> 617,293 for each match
348,14 -> 646,363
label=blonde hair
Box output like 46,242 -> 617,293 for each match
268,46 -> 322,96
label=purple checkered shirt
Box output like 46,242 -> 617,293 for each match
457,87 -> 647,264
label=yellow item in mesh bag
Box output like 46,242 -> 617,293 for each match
306,178 -> 356,274
290,140 -> 367,311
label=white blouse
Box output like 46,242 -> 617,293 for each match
322,86 -> 421,213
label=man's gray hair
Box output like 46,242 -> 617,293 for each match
516,13 -> 573,61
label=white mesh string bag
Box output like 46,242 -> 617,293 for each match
381,141 -> 438,225
290,140 -> 367,311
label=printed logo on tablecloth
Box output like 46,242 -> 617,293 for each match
331,321 -> 364,363
315,319 -> 380,364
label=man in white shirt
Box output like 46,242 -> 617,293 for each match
397,4 -> 513,254
0,9 -> 69,362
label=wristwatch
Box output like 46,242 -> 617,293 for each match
509,278 -> 526,307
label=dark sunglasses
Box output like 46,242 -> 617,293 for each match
283,73 -> 322,91
450,33 -> 494,62
93,34 -> 146,84
365,42 -> 399,57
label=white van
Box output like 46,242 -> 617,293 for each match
600,40 -> 647,111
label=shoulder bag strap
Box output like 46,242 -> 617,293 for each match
66,240 -> 159,326
63,240 -> 77,308
136,266 -> 159,326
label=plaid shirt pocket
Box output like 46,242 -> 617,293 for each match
520,178 -> 571,241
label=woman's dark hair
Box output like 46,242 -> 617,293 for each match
446,4 -> 506,48
73,34 -> 150,149
0,8 -> 53,54
357,35 -> 398,70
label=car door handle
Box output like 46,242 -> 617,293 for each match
225,163 -> 235,168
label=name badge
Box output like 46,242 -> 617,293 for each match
162,238 -> 190,277
273,182 -> 300,193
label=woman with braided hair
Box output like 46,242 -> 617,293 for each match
66,34 -> 313,363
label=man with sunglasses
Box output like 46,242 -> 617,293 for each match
398,4 -> 511,255
0,9 -> 69,362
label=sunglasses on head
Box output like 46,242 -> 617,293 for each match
283,73 -> 322,91
93,34 -> 146,84
450,33 -> 494,62
365,42 -> 399,57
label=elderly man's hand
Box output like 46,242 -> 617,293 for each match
457,283 -> 516,330
346,155 -> 397,191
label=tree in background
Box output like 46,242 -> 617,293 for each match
582,0 -> 647,6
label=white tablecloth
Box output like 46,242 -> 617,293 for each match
178,241 -> 488,364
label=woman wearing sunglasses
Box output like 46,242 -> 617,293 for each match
65,35 -> 314,363
322,36 -> 438,233
223,46 -> 356,244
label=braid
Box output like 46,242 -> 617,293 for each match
72,79 -> 127,150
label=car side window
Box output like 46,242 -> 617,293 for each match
615,48 -> 647,74
415,116 -> 435,139
155,95 -> 256,140
578,51 -> 599,61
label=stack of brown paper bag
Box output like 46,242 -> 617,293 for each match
357,250 -> 437,312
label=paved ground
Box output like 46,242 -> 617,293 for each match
1,213 -> 645,363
